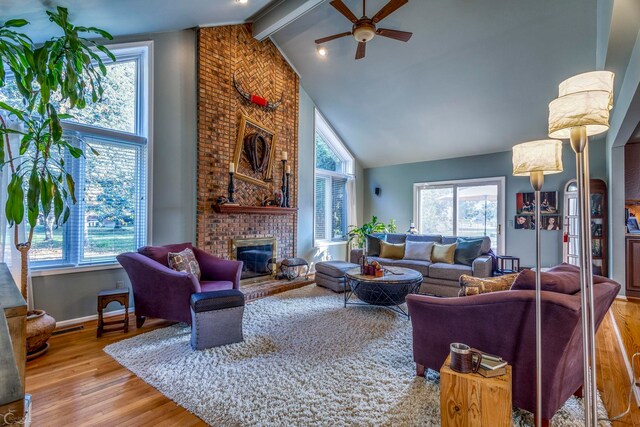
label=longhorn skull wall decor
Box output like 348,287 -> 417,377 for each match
233,71 -> 284,111
232,114 -> 277,188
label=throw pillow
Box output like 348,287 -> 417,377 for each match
403,241 -> 434,261
432,242 -> 457,264
458,274 -> 518,297
454,238 -> 484,266
379,241 -> 405,259
365,233 -> 386,257
167,248 -> 201,279
510,263 -> 583,295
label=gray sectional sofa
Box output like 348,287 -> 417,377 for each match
349,233 -> 494,297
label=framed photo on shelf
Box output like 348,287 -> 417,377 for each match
591,193 -> 603,217
628,216 -> 640,234
592,239 -> 602,257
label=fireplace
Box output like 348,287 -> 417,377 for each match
230,237 -> 277,281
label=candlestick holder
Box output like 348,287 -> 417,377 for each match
285,171 -> 291,208
228,172 -> 235,203
281,159 -> 287,207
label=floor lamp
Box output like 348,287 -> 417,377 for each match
548,71 -> 615,427
512,140 -> 564,427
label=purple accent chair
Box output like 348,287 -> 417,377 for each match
117,242 -> 243,327
406,265 -> 620,424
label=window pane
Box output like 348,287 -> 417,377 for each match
456,185 -> 498,251
0,60 -> 138,134
315,176 -> 327,240
81,137 -> 142,262
56,60 -> 138,133
315,133 -> 343,172
331,177 -> 347,240
418,187 -> 454,235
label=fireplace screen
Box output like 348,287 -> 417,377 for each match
230,237 -> 276,280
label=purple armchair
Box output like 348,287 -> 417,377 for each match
406,266 -> 620,424
117,242 -> 243,327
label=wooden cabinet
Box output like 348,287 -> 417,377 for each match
626,236 -> 640,298
563,179 -> 608,276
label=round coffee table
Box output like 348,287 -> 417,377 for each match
344,267 -> 423,319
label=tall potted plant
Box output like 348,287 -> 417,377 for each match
0,7 -> 114,357
347,216 -> 397,249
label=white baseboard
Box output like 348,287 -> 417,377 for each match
55,307 -> 135,329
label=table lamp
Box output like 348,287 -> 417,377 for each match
512,139 -> 563,427
548,70 -> 614,427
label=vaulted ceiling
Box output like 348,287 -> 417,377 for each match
272,0 -> 598,167
0,0 -> 276,43
2,0 -> 600,168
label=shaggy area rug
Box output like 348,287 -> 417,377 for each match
104,285 -> 610,426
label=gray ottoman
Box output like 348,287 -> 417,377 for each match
315,261 -> 360,292
190,289 -> 245,350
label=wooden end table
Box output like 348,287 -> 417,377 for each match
440,355 -> 512,427
97,288 -> 130,337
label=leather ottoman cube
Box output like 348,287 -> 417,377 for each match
190,289 -> 245,350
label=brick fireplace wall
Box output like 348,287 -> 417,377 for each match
196,25 -> 299,259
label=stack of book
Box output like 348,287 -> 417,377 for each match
476,351 -> 508,378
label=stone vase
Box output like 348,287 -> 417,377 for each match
26,309 -> 56,359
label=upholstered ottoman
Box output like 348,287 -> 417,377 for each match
190,289 -> 245,350
315,261 -> 360,292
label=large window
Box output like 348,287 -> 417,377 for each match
0,43 -> 151,268
413,177 -> 505,253
314,110 -> 354,244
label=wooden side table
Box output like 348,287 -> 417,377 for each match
440,355 -> 512,427
97,288 -> 130,338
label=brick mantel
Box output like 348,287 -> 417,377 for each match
196,25 -> 299,260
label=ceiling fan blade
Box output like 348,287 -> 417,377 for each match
314,32 -> 352,44
372,0 -> 408,23
330,0 -> 359,23
355,42 -> 366,60
376,28 -> 413,42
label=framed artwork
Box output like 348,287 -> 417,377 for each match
232,114 -> 277,187
542,215 -> 561,231
592,239 -> 602,257
591,193 -> 603,217
515,215 -> 533,230
516,191 -> 558,215
591,220 -> 603,237
628,216 -> 640,234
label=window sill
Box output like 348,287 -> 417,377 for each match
315,240 -> 348,248
30,263 -> 123,277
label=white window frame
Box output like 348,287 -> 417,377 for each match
28,41 -> 153,272
412,176 -> 506,254
313,109 -> 355,246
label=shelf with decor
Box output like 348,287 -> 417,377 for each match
563,179 -> 608,276
213,204 -> 297,215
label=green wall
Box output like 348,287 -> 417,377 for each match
363,141 -> 607,268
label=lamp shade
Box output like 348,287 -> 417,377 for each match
512,139 -> 564,176
548,71 -> 614,139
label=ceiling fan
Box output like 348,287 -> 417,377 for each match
314,0 -> 413,60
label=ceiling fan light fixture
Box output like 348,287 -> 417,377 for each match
353,23 -> 376,43
316,45 -> 328,56
234,0 -> 248,4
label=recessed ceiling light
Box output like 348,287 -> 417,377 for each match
317,46 -> 327,57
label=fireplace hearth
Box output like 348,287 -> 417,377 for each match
230,237 -> 276,281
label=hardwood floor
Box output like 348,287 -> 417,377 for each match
25,298 -> 640,426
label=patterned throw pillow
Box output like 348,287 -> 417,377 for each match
168,248 -> 201,279
431,243 -> 457,264
458,274 -> 518,297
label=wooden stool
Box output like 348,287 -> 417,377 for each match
440,355 -> 512,427
97,288 -> 130,338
